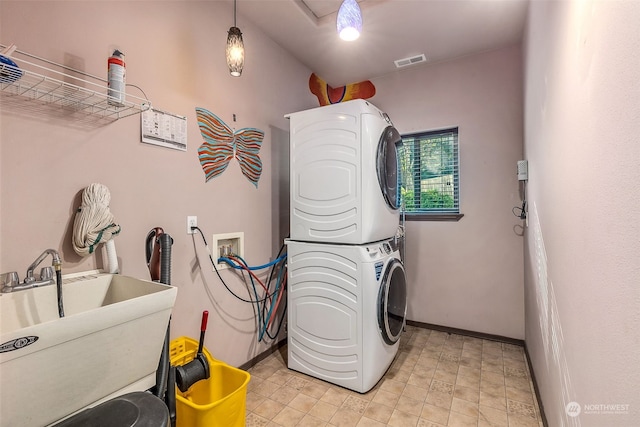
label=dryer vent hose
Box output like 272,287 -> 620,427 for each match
159,233 -> 173,285
153,231 -> 173,404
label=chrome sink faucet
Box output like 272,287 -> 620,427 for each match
25,249 -> 61,285
0,249 -> 64,318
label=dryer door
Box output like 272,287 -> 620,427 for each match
376,126 -> 402,210
377,258 -> 407,345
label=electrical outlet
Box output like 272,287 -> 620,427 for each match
187,216 -> 197,234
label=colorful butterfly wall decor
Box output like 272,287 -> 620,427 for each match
196,107 -> 264,188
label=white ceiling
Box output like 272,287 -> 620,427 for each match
235,0 -> 529,87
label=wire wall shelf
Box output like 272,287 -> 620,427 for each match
0,50 -> 150,123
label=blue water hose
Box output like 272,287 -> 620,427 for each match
231,256 -> 265,341
259,261 -> 287,340
189,224 -> 289,342
217,253 -> 286,270
228,254 -> 287,342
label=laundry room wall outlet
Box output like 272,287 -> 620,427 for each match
187,216 -> 197,234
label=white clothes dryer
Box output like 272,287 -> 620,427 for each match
286,238 -> 407,393
286,100 -> 402,245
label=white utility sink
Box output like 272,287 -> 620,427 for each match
0,271 -> 178,427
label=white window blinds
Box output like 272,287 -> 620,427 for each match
398,128 -> 459,214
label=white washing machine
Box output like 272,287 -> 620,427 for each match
286,99 -> 402,245
286,238 -> 407,393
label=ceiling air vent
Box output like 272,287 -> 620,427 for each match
394,54 -> 427,68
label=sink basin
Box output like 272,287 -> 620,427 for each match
0,271 -> 178,427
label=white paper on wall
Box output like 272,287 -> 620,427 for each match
141,108 -> 187,151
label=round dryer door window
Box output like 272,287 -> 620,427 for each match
378,258 -> 407,345
376,126 -> 402,210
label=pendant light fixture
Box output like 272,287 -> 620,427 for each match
336,0 -> 362,41
226,0 -> 244,77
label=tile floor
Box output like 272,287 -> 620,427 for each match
245,325 -> 544,427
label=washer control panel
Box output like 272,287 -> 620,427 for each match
382,242 -> 391,254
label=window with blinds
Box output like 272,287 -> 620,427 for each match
398,127 -> 459,216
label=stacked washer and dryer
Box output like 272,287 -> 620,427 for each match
285,99 -> 408,393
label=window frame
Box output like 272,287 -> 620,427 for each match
398,127 -> 463,222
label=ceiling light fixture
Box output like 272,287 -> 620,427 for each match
336,0 -> 362,41
226,0 -> 244,77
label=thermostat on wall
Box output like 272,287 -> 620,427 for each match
517,160 -> 528,181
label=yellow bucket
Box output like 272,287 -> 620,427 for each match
169,336 -> 250,427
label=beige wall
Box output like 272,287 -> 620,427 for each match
372,46 -> 525,339
0,0 -> 315,367
524,0 -> 640,425
2,2 -> 527,371
6,1 -> 638,419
